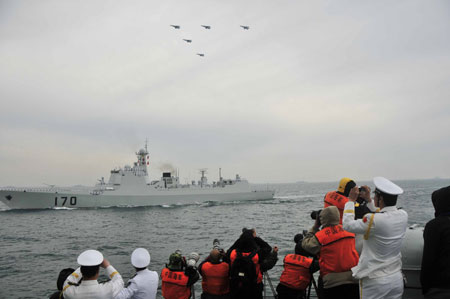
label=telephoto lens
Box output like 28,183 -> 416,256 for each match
213,239 -> 221,250
310,209 -> 322,220
186,252 -> 200,267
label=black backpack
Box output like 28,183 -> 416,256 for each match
230,250 -> 258,294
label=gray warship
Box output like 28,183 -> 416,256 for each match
0,145 -> 274,209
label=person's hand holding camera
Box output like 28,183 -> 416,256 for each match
359,185 -> 372,203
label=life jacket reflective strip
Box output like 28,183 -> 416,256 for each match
315,225 -> 359,277
324,191 -> 349,224
201,262 -> 230,295
279,254 -> 312,290
161,268 -> 190,299
230,249 -> 263,284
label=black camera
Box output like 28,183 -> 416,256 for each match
310,209 -> 322,226
310,209 -> 322,220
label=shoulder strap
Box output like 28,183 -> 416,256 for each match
364,213 -> 376,240
248,251 -> 257,259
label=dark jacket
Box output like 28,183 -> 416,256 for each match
421,186 -> 450,294
226,231 -> 277,272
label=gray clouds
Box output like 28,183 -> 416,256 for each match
1,0 -> 449,185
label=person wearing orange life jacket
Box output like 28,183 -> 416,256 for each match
302,206 -> 360,299
276,234 -> 319,299
228,229 -> 278,299
198,248 -> 230,299
161,251 -> 199,299
323,178 -> 357,224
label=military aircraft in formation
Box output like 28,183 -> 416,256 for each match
171,24 -> 250,56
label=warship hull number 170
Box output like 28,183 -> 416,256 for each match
0,145 -> 274,209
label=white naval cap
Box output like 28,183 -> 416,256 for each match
131,248 -> 151,268
77,249 -> 103,266
373,176 -> 403,195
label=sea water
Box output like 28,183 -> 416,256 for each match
0,179 -> 447,298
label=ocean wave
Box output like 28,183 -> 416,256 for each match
52,207 -> 77,210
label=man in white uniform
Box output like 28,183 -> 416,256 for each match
115,248 -> 159,299
63,249 -> 124,299
342,177 -> 408,299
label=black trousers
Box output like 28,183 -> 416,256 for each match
323,283 -> 359,299
230,282 -> 263,299
276,283 -> 306,299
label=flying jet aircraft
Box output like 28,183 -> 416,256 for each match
201,25 -> 211,29
183,39 -> 192,43
197,53 -> 205,57
170,25 -> 180,29
240,25 -> 250,30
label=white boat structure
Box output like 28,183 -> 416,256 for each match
0,145 -> 274,209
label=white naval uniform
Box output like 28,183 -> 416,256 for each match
114,269 -> 159,299
342,201 -> 408,299
63,265 -> 124,299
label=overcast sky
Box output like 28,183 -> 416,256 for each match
1,0 -> 449,186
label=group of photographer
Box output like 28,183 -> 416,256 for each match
300,176 -> 409,299
51,176 -> 450,299
196,228 -> 279,299
51,228 -> 279,299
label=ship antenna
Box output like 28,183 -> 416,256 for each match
145,138 -> 148,152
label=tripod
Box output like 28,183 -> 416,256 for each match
263,271 -> 278,299
306,274 -> 320,299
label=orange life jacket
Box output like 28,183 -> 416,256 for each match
161,268 -> 190,299
324,191 -> 349,224
279,254 -> 312,290
200,261 -> 230,295
230,249 -> 263,284
315,225 -> 359,277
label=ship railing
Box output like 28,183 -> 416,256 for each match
0,187 -> 66,193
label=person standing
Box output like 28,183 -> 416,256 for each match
227,228 -> 278,299
161,251 -> 199,299
115,248 -> 158,299
421,185 -> 450,298
323,177 -> 357,223
343,176 -> 408,299
198,249 -> 230,299
62,249 -> 124,299
302,206 -> 360,299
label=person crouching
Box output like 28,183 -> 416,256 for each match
276,234 -> 318,299
277,234 -> 319,299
